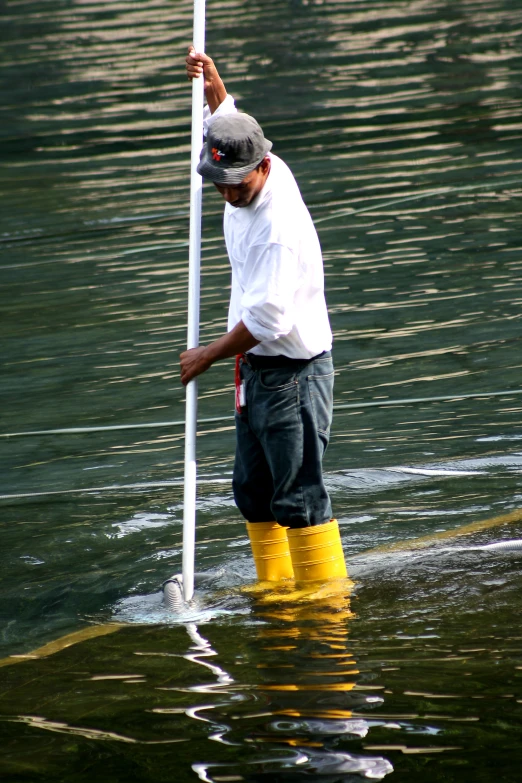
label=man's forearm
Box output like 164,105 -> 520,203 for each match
205,71 -> 227,114
205,320 -> 259,363
180,320 -> 260,385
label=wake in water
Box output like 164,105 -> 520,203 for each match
112,567 -> 250,624
110,530 -> 522,624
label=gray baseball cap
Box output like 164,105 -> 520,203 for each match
197,113 -> 272,185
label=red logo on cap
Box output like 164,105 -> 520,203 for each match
212,147 -> 225,162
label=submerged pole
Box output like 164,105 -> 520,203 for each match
182,0 -> 206,602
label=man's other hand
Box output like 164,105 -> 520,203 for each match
180,346 -> 212,386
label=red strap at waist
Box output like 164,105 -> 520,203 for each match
235,354 -> 242,414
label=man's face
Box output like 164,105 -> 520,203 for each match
213,158 -> 270,208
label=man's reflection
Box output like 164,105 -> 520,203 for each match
190,580 -> 393,781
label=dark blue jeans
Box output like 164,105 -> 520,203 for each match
233,351 -> 334,529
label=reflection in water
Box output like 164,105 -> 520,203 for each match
188,581 -> 393,781
10,714 -> 177,746
0,546 -> 520,781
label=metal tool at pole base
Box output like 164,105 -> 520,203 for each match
182,0 -> 206,603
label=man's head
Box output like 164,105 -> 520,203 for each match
197,113 -> 272,207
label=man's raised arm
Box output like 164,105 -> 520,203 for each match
185,46 -> 227,114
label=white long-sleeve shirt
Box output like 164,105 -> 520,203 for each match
204,98 -> 332,359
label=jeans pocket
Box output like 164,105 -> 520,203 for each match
308,370 -> 334,436
258,367 -> 298,391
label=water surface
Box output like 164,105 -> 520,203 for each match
1,0 -> 522,780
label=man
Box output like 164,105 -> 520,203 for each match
182,47 -> 346,583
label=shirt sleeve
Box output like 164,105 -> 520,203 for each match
240,242 -> 300,343
203,93 -> 237,136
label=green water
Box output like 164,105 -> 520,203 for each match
1,0 -> 522,780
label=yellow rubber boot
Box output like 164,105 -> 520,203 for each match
287,519 -> 347,582
246,521 -> 295,581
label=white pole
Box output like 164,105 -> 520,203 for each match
182,0 -> 206,602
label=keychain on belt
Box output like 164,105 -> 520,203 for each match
235,354 -> 246,413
